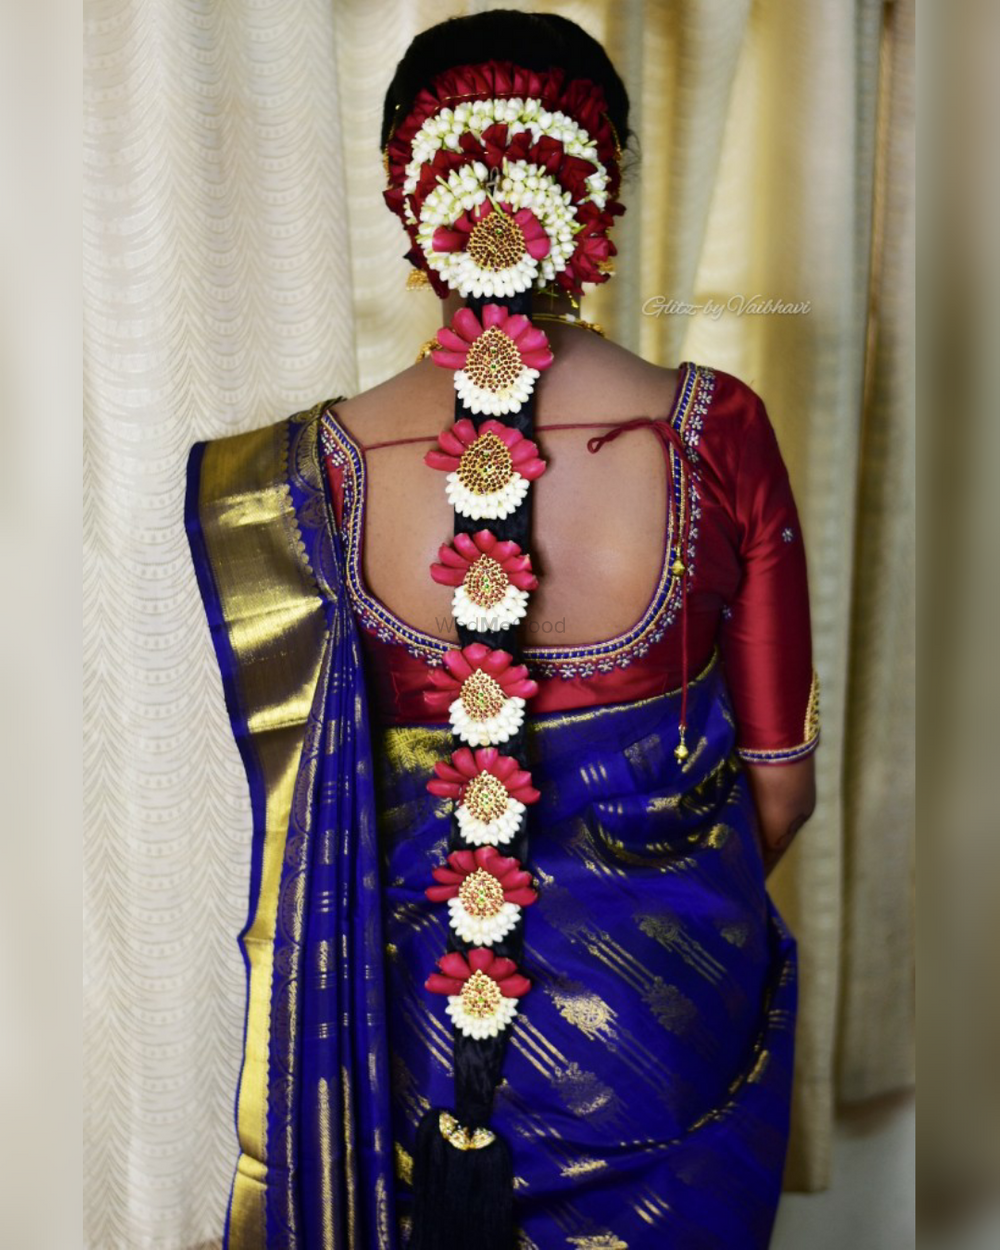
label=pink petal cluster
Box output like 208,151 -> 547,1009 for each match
430,304 -> 554,373
426,745 -> 540,806
425,845 -> 539,908
424,416 -> 547,480
425,946 -> 532,999
424,644 -> 539,712
431,200 -> 550,260
430,529 -> 538,591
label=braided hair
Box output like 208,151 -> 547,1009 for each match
379,14 -> 631,1247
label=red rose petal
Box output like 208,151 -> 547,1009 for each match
426,973 -> 465,996
498,974 -> 532,998
467,947 -> 494,975
438,951 -> 472,979
504,888 -> 539,907
452,309 -> 483,343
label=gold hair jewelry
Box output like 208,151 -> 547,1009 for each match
407,269 -> 431,290
537,284 -> 580,309
438,1110 -> 496,1151
415,337 -> 440,363
531,313 -> 606,338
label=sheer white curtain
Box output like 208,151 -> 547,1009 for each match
83,1 -> 914,1245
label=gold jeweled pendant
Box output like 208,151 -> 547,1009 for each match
460,968 -> 502,1019
458,868 -> 505,919
462,771 -> 509,823
463,329 -> 523,395
459,669 -> 507,721
467,211 -> 527,273
457,430 -> 514,494
463,555 -> 509,608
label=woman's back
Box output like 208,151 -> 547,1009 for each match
334,325 -> 684,648
187,16 -> 821,1248
325,328 -> 815,761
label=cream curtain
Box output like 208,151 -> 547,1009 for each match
83,1 -> 914,1245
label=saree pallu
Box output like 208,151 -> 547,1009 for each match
186,407 -> 797,1250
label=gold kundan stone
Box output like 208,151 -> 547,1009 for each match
458,867 -> 505,918
457,430 -> 514,494
463,328 -> 523,395
459,668 -> 506,721
462,770 -> 509,823
460,968 -> 502,1019
463,555 -> 508,608
467,210 -> 526,272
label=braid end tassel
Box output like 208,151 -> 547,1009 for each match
408,1105 -> 515,1250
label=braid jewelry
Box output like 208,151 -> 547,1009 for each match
383,60 -> 625,1250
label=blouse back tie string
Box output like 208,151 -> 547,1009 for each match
586,416 -> 702,762
356,413 -> 718,764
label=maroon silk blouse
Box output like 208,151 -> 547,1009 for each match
320,363 -> 819,764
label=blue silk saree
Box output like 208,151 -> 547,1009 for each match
186,404 -> 797,1250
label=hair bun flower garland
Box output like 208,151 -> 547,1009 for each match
427,745 -> 540,845
430,528 -> 538,630
383,59 -> 625,300
431,304 -> 554,416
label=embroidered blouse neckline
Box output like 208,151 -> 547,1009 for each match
319,361 -> 715,676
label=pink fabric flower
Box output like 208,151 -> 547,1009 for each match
427,745 -> 541,806
431,200 -> 550,261
431,304 -> 554,374
425,845 -> 539,908
425,644 -> 538,711
424,414 -> 547,479
430,529 -> 538,593
425,947 -> 532,999
427,745 -> 540,846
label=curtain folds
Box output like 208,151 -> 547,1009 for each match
83,1 -> 914,1244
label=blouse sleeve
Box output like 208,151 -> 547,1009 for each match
718,393 -> 820,764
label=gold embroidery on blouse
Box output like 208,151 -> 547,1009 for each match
804,667 -> 820,743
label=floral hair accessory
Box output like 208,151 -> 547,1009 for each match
431,198 -> 550,298
425,946 -> 531,1039
431,304 -> 553,417
426,745 -> 540,845
383,60 -> 625,299
424,643 -> 538,746
425,845 -> 538,945
430,528 -> 538,630
424,413 -> 547,520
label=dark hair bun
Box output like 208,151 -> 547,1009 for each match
381,9 -> 631,155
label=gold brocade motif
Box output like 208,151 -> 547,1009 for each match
804,667 -> 820,743
195,409 -> 331,1244
394,1140 -> 414,1183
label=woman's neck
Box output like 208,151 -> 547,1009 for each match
439,288 -> 582,321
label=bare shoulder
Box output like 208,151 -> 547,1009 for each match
329,356 -> 455,445
531,331 -> 683,424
